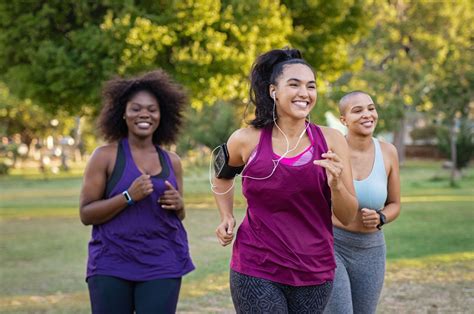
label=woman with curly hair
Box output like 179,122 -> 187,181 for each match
79,70 -> 194,313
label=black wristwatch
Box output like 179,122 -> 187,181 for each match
376,211 -> 387,230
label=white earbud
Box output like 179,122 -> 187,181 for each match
272,91 -> 276,99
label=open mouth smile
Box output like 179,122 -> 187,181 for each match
292,100 -> 310,109
136,121 -> 152,129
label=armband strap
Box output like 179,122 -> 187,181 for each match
213,143 -> 244,179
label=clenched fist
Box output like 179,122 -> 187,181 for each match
127,174 -> 154,201
159,180 -> 183,211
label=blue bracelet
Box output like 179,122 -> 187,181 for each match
122,190 -> 135,206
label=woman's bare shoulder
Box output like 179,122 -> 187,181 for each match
91,143 -> 118,157
86,143 -> 119,168
379,140 -> 398,161
318,125 -> 346,148
227,126 -> 261,148
162,149 -> 182,169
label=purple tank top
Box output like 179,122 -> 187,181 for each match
231,123 -> 335,286
86,138 -> 194,281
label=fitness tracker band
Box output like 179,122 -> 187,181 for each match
122,190 -> 135,206
376,210 -> 387,230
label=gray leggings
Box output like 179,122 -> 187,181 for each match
324,227 -> 386,314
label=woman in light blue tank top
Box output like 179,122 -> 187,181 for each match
325,91 -> 401,314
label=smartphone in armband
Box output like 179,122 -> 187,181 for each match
213,143 -> 244,179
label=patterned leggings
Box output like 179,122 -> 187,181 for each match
230,270 -> 333,314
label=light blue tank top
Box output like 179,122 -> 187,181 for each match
354,138 -> 388,210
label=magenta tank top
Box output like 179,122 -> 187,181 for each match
231,123 -> 335,286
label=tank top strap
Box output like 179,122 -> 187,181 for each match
155,146 -> 174,181
253,124 -> 274,159
373,138 -> 386,178
307,124 -> 315,145
309,123 -> 329,156
122,137 -> 134,160
105,139 -> 127,197
158,146 -> 171,168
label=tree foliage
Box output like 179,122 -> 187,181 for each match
0,1 -> 371,112
177,101 -> 241,154
0,1 -> 126,114
0,83 -> 74,146
0,0 -> 293,114
0,0 -> 374,152
437,120 -> 474,170
329,0 -> 473,164
283,0 -> 369,81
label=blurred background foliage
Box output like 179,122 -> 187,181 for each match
0,0 -> 472,177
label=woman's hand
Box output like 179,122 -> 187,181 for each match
216,216 -> 236,246
361,208 -> 380,229
128,174 -> 154,201
313,150 -> 344,190
159,180 -> 184,211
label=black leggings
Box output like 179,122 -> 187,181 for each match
230,270 -> 333,314
87,275 -> 181,314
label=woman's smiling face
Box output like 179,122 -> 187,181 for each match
340,93 -> 378,136
124,90 -> 160,138
271,63 -> 317,120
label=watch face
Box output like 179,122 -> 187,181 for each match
380,213 -> 386,224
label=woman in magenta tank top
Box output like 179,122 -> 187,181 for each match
79,70 -> 194,313
213,48 -> 358,313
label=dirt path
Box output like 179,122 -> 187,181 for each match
378,252 -> 474,313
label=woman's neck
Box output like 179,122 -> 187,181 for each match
346,133 -> 373,152
127,135 -> 154,149
274,117 -> 308,139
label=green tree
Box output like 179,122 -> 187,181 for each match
437,119 -> 474,172
0,0 -> 291,114
0,1 -> 127,114
282,0 -> 371,123
0,82 -> 74,147
426,0 -> 474,184
283,0 -> 369,80
0,1 -> 372,151
332,0 -> 473,165
182,100 -> 241,151
0,82 -> 78,171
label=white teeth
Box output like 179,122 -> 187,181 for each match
137,122 -> 151,128
293,101 -> 308,109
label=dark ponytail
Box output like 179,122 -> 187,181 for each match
248,48 -> 314,128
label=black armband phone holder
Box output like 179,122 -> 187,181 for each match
213,143 -> 244,179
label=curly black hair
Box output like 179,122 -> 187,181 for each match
249,48 -> 315,128
97,70 -> 188,145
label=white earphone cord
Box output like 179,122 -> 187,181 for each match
210,98 -> 311,195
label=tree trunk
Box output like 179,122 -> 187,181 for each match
393,116 -> 406,165
449,117 -> 458,187
72,116 -> 83,162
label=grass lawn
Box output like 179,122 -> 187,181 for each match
0,160 -> 473,313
